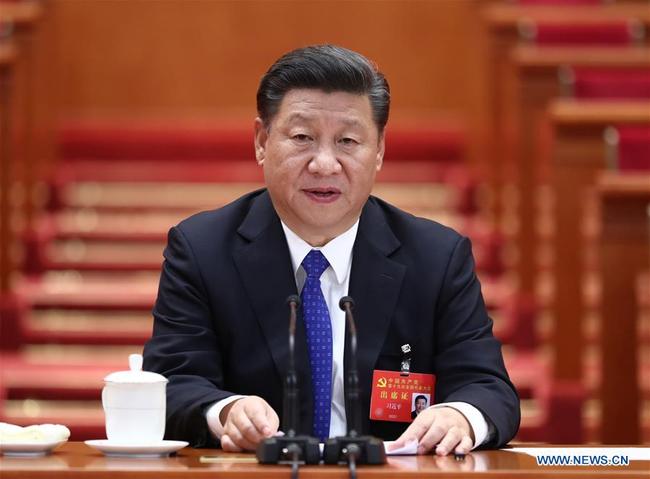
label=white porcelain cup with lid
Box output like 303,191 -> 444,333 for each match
102,353 -> 168,444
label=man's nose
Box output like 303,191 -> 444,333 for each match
308,143 -> 342,175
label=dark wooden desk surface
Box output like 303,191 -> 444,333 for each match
1,442 -> 649,478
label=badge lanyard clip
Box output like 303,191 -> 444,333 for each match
400,344 -> 411,377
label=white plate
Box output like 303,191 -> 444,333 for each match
84,439 -> 188,458
0,439 -> 67,456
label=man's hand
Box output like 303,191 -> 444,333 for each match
389,406 -> 474,456
219,396 -> 279,452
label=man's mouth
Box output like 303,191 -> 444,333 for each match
302,187 -> 341,203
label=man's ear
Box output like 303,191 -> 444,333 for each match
254,117 -> 268,166
376,131 -> 385,172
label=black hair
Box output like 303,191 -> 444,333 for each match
257,44 -> 390,132
414,395 -> 427,403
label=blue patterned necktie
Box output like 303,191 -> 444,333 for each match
300,249 -> 333,441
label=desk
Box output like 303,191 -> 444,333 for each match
1,442 -> 649,478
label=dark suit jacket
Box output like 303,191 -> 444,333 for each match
143,189 -> 520,448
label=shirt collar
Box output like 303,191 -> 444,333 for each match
280,220 -> 359,284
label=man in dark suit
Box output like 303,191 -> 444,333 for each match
143,45 -> 519,456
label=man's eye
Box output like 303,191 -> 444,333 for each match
292,134 -> 311,142
339,137 -> 358,146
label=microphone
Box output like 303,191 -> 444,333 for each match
283,294 -> 300,435
339,297 -> 361,436
323,296 -> 386,475
256,295 -> 320,475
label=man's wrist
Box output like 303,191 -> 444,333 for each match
219,398 -> 242,425
205,395 -> 246,438
430,401 -> 489,449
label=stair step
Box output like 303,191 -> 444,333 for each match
52,210 -> 196,241
19,273 -> 158,310
18,266 -> 509,312
58,182 -> 263,211
60,119 -> 257,161
49,210 -> 465,242
39,216 -> 501,275
0,354 -> 119,400
2,373 -> 104,401
54,160 -> 265,183
24,310 -> 152,346
2,400 -> 104,422
1,400 -> 105,441
23,329 -> 150,346
29,309 -> 152,333
55,181 -> 452,211
21,345 -> 141,365
46,239 -> 165,271
59,120 -> 464,164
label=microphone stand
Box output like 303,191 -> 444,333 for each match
256,295 -> 320,477
323,296 -> 386,479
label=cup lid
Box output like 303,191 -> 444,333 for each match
104,354 -> 168,384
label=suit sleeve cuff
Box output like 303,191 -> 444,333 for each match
205,395 -> 246,439
431,401 -> 489,449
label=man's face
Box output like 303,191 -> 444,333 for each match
415,397 -> 427,413
255,89 -> 384,245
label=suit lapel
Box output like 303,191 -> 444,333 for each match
232,191 -> 313,432
347,198 -> 406,433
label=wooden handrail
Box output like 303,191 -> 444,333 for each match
484,4 -> 650,28
597,171 -> 650,443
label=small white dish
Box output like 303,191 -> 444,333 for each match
84,439 -> 188,458
0,439 -> 67,456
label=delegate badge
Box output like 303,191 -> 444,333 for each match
369,370 -> 435,422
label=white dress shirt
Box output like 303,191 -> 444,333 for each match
206,220 -> 490,448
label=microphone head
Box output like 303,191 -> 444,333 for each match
339,296 -> 355,311
286,294 -> 301,308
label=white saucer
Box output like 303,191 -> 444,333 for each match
0,439 -> 67,456
84,439 -> 188,458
